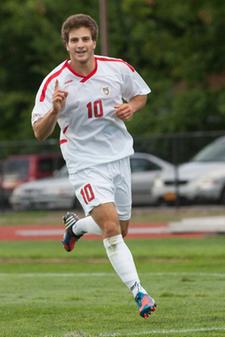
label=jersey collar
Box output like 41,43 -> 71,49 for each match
65,58 -> 98,83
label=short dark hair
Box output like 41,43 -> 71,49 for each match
61,14 -> 98,45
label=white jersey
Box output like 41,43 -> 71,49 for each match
32,56 -> 151,174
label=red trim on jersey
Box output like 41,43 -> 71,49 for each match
40,62 -> 67,102
40,56 -> 135,102
59,124 -> 69,145
63,125 -> 69,134
80,61 -> 98,82
95,56 -> 135,72
59,139 -> 68,145
65,59 -> 98,83
65,60 -> 84,78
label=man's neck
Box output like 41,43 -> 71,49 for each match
70,57 -> 96,76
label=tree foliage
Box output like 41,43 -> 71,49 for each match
0,0 -> 225,140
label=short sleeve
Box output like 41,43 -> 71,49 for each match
31,79 -> 54,125
121,63 -> 151,102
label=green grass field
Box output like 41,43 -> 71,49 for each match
0,209 -> 225,337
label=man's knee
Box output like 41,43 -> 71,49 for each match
102,221 -> 120,237
91,203 -> 121,238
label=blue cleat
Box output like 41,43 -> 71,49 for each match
61,212 -> 83,252
135,292 -> 157,318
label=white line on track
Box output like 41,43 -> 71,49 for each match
15,226 -> 167,237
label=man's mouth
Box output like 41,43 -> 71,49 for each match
76,50 -> 86,56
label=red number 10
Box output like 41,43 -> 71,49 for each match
80,183 -> 95,204
87,99 -> 103,118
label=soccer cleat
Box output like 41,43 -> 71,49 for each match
61,212 -> 83,252
135,292 -> 157,318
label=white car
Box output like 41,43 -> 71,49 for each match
10,165 -> 75,210
10,152 -> 173,210
152,136 -> 225,205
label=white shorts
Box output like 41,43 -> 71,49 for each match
69,157 -> 132,220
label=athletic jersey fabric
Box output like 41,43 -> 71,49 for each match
32,56 -> 151,174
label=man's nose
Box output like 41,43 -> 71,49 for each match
77,39 -> 84,48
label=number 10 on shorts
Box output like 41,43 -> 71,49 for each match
80,183 -> 95,204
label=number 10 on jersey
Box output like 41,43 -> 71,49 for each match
87,99 -> 103,118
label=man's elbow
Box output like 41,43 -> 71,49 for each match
33,130 -> 44,142
36,134 -> 44,142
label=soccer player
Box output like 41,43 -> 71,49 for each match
32,13 -> 156,318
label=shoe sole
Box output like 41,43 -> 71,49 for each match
61,236 -> 76,252
140,303 -> 157,318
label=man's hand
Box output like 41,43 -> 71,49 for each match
114,103 -> 135,121
33,79 -> 68,141
114,95 -> 147,121
52,79 -> 68,114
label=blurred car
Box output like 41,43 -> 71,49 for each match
2,153 -> 65,202
130,152 -> 173,205
10,165 -> 74,210
10,152 -> 173,210
152,136 -> 225,205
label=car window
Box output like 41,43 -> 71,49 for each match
193,138 -> 225,162
3,159 -> 29,179
130,158 -> 161,173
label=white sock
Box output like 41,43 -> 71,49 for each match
130,281 -> 148,298
72,216 -> 102,236
103,234 -> 147,298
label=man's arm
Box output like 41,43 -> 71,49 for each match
33,108 -> 59,141
114,95 -> 147,121
33,79 -> 68,141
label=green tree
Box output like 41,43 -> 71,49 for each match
120,0 -> 225,135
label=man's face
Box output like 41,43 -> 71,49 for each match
66,27 -> 96,64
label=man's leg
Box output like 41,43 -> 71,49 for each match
63,214 -> 128,251
91,202 -> 156,318
120,219 -> 129,238
65,213 -> 102,235
62,212 -> 102,252
62,162 -> 156,317
91,202 -> 140,290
